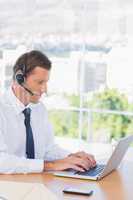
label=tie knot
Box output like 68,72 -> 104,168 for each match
23,108 -> 31,119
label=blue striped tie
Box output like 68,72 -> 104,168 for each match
23,108 -> 35,159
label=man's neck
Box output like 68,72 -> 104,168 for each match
12,83 -> 30,106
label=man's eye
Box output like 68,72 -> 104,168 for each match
38,81 -> 46,85
38,81 -> 43,84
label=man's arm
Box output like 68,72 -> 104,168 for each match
0,128 -> 44,174
42,105 -> 96,172
0,153 -> 44,174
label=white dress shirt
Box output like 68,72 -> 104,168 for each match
0,87 -> 69,174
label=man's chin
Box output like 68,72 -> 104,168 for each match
30,96 -> 41,104
31,100 -> 39,104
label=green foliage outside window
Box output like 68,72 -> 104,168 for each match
49,110 -> 79,138
48,89 -> 133,141
89,89 -> 131,140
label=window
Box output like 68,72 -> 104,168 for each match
0,0 -> 133,142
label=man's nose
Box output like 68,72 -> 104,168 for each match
41,83 -> 47,94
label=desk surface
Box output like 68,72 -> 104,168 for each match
0,161 -> 133,200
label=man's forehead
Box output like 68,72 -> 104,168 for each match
31,66 -> 49,74
28,66 -> 50,81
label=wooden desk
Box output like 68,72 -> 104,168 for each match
0,161 -> 133,200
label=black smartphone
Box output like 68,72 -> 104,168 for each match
63,187 -> 93,196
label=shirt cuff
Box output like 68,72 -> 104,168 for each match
26,159 -> 44,173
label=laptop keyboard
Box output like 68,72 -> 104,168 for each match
75,164 -> 105,177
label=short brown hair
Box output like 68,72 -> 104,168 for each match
13,50 -> 51,79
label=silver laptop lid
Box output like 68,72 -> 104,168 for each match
100,135 -> 133,178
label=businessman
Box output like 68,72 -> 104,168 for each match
0,50 -> 96,173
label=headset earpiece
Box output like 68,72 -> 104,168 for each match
15,63 -> 34,96
15,64 -> 26,85
15,73 -> 25,85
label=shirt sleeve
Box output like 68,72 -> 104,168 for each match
43,109 -> 70,161
0,111 -> 44,174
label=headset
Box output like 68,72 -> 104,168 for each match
15,64 -> 35,96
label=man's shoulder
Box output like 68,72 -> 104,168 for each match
0,88 -> 12,103
0,93 -> 8,117
0,92 -> 8,107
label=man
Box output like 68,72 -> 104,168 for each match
0,50 -> 96,173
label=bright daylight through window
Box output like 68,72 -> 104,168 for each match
0,0 -> 133,143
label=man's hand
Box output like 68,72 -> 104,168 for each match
44,151 -> 96,172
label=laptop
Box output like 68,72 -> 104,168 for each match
54,135 -> 133,180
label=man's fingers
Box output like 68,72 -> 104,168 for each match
70,157 -> 91,170
74,151 -> 96,167
69,164 -> 85,172
87,154 -> 96,167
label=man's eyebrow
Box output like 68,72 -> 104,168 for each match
35,78 -> 49,82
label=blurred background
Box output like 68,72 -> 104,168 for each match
0,0 -> 133,145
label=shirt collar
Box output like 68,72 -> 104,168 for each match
6,86 -> 40,115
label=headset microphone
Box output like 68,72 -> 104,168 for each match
15,70 -> 35,96
21,84 -> 35,96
